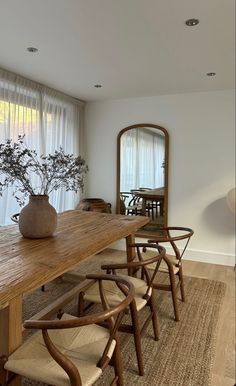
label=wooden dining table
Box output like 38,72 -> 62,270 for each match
0,209 -> 149,373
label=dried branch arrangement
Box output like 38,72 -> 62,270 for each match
0,135 -> 88,206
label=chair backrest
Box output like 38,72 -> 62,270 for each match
23,274 -> 135,386
120,192 -> 129,204
131,243 -> 165,298
119,198 -> 126,214
148,226 -> 194,262
102,244 -> 165,301
120,191 -> 140,214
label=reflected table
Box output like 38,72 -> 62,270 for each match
134,187 -> 165,217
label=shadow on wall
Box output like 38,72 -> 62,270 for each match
203,197 -> 235,236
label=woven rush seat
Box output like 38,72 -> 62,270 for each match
5,314 -> 115,386
84,274 -> 152,312
144,252 -> 180,274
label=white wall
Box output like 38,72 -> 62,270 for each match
84,90 -> 235,266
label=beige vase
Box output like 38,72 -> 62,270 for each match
19,195 -> 57,239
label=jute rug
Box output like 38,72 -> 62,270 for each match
22,273 -> 225,386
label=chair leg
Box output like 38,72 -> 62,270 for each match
178,266 -> 185,302
0,355 -> 8,386
112,339 -> 124,386
129,302 -> 144,376
77,292 -> 85,316
148,295 -> 160,341
168,268 -> 180,322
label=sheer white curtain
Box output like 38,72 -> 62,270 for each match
0,68 -> 84,225
120,128 -> 165,192
120,129 -> 137,191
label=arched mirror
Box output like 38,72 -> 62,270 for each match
116,123 -> 169,237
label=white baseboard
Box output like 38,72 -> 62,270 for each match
182,249 -> 235,267
110,240 -> 235,267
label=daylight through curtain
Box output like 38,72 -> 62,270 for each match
120,128 -> 165,192
0,68 -> 84,225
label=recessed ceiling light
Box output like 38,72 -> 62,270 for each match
27,47 -> 38,53
94,84 -> 102,88
185,18 -> 199,26
206,72 -> 216,76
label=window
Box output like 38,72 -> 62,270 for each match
0,68 -> 84,225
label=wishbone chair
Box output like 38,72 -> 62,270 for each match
78,244 -> 165,376
147,226 -> 194,321
1,274 -> 135,386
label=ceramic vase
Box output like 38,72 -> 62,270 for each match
19,195 -> 57,239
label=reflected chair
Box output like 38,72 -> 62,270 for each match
120,192 -> 130,215
78,244 -> 165,376
147,226 -> 194,321
1,274 -> 135,386
126,193 -> 142,215
120,191 -> 142,216
119,198 -> 126,215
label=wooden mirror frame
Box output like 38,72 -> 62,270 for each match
116,123 -> 169,238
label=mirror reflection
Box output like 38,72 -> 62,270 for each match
117,124 -> 169,237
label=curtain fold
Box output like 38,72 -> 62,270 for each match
120,128 -> 164,192
0,68 -> 84,225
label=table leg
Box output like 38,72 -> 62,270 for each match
141,198 -> 147,216
0,296 -> 22,386
126,234 -> 136,276
126,234 -> 135,262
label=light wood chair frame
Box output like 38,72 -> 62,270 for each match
1,274 -> 135,386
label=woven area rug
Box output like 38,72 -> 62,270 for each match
22,274 -> 226,386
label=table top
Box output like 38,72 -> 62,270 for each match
134,187 -> 164,199
0,210 -> 148,308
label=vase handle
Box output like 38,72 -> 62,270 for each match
11,213 -> 20,223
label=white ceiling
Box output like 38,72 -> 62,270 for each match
0,0 -> 235,102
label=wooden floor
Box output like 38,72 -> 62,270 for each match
90,249 -> 235,386
183,259 -> 235,386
